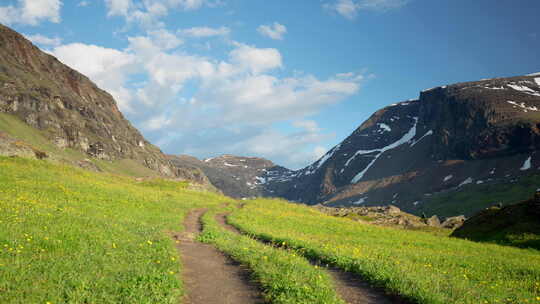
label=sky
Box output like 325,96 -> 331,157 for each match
1,0 -> 539,169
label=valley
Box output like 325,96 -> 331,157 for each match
0,8 -> 540,304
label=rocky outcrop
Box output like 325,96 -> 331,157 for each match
314,205 -> 456,229
0,23 -> 200,180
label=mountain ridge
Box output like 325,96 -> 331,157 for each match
0,23 -> 214,188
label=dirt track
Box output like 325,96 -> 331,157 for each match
172,209 -> 264,304
216,212 -> 409,304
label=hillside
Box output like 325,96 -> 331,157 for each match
168,154 -> 290,198
213,73 -> 540,216
451,191 -> 540,250
0,23 -> 213,186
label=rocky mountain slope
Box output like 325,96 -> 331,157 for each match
168,154 -> 288,198
0,23 -> 212,185
258,73 -> 540,216
185,73 -> 540,216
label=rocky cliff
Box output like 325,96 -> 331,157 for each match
165,73 -> 540,214
256,74 -> 540,216
0,23 -> 207,182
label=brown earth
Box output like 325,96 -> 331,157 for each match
216,212 -> 411,304
172,209 -> 264,304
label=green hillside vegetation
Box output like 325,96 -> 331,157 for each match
228,198 -> 540,304
418,173 -> 540,217
451,197 -> 540,250
0,156 -> 224,303
2,155 -> 540,304
0,113 -> 161,178
199,206 -> 345,304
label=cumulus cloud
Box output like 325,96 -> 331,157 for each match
257,22 -> 287,40
51,43 -> 138,111
229,43 -> 282,75
179,26 -> 230,37
50,30 -> 364,168
78,1 -> 90,7
324,0 -> 409,20
0,0 -> 62,26
24,33 -> 62,46
104,0 -> 223,28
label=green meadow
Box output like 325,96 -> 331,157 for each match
0,156 -> 223,303
1,156 -> 540,304
228,199 -> 540,304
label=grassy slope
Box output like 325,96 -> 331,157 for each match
451,202 -> 540,250
230,198 -> 540,304
199,205 -> 344,304
0,113 -> 161,178
0,156 -> 224,303
419,174 -> 540,217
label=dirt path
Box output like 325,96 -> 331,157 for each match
172,209 -> 264,304
216,213 -> 410,304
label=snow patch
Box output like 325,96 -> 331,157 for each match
224,162 -> 239,167
476,180 -> 484,184
521,156 -> 532,171
527,72 -> 540,76
443,175 -> 453,182
378,123 -> 391,132
535,78 -> 540,87
507,100 -> 539,112
351,118 -> 419,183
458,177 -> 473,187
255,176 -> 267,184
410,130 -> 433,147
352,197 -> 367,205
412,201 -> 420,206
315,144 -> 341,170
507,84 -> 540,96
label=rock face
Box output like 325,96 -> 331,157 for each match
314,205 -> 455,229
0,24 -> 190,179
168,154 -> 284,198
257,73 -> 540,216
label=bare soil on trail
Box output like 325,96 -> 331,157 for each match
172,209 -> 264,304
216,213 -> 411,304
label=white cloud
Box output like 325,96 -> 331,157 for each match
24,33 -> 62,46
324,0 -> 408,20
0,0 -> 62,26
104,0 -> 223,28
51,43 -> 138,111
229,43 -> 282,75
105,0 -> 131,16
78,1 -> 90,7
257,22 -> 287,40
49,30 -> 364,168
179,26 -> 230,37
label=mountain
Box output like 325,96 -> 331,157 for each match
168,154 -> 290,198
170,73 -> 540,216
451,191 -> 540,250
0,23 -> 212,186
259,73 -> 540,216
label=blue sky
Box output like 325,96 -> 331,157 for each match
1,0 -> 539,169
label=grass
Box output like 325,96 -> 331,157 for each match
420,174 -> 540,217
229,198 -> 540,304
0,156 -> 224,303
198,205 -> 345,304
451,202 -> 540,250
